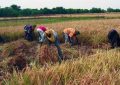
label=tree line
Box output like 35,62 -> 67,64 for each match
0,5 -> 120,17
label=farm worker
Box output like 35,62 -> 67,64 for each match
45,29 -> 63,63
0,35 -> 4,43
107,29 -> 120,48
36,26 -> 47,45
63,28 -> 80,46
24,24 -> 36,41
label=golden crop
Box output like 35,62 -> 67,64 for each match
1,17 -> 120,85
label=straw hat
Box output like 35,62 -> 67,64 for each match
45,29 -> 55,42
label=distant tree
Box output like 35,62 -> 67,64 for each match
83,9 -> 90,13
31,9 -> 40,15
52,7 -> 67,14
115,9 -> 120,12
0,7 -> 18,17
0,4 -> 120,17
107,8 -> 120,12
40,8 -> 52,14
20,9 -> 32,16
66,8 -> 75,14
107,8 -> 114,12
90,8 -> 105,13
10,4 -> 21,11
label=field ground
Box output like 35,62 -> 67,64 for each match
0,13 -> 120,85
0,12 -> 120,20
0,19 -> 120,43
0,13 -> 120,27
0,16 -> 105,27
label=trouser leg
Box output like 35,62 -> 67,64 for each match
64,33 -> 69,43
111,38 -> 117,48
24,31 -> 28,39
29,33 -> 33,41
54,32 -> 63,63
0,36 -> 4,43
55,43 -> 63,63
38,32 -> 42,42
76,36 -> 79,45
69,37 -> 74,46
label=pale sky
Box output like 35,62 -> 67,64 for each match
0,0 -> 120,9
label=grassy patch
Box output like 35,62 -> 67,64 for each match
2,49 -> 120,85
0,16 -> 104,27
0,15 -> 120,85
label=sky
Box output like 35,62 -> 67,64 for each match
0,0 -> 120,9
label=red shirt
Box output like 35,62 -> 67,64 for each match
38,26 -> 47,32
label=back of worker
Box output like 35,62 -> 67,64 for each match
0,36 -> 4,43
45,29 -> 63,63
108,29 -> 120,48
64,28 -> 76,38
36,26 -> 47,44
63,28 -> 80,46
24,24 -> 36,41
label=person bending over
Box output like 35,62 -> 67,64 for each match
24,24 -> 36,41
45,29 -> 63,63
108,29 -> 120,48
63,28 -> 80,46
36,26 -> 47,45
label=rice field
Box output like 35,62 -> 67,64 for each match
0,14 -> 120,85
1,19 -> 120,44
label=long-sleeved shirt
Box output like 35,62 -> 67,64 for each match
24,25 -> 33,33
63,28 -> 76,37
37,26 -> 47,32
36,26 -> 47,43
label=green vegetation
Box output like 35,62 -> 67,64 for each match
0,5 -> 120,17
0,16 -> 105,27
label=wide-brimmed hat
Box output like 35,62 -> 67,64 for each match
45,29 -> 55,42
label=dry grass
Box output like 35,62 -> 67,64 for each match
1,17 -> 120,85
2,48 -> 120,85
1,19 -> 120,44
45,19 -> 120,45
44,19 -> 120,31
0,26 -> 24,42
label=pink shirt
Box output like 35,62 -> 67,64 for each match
37,26 -> 47,32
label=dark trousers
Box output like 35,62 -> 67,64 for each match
48,32 -> 63,63
24,32 -> 34,41
64,33 -> 78,46
0,36 -> 4,43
